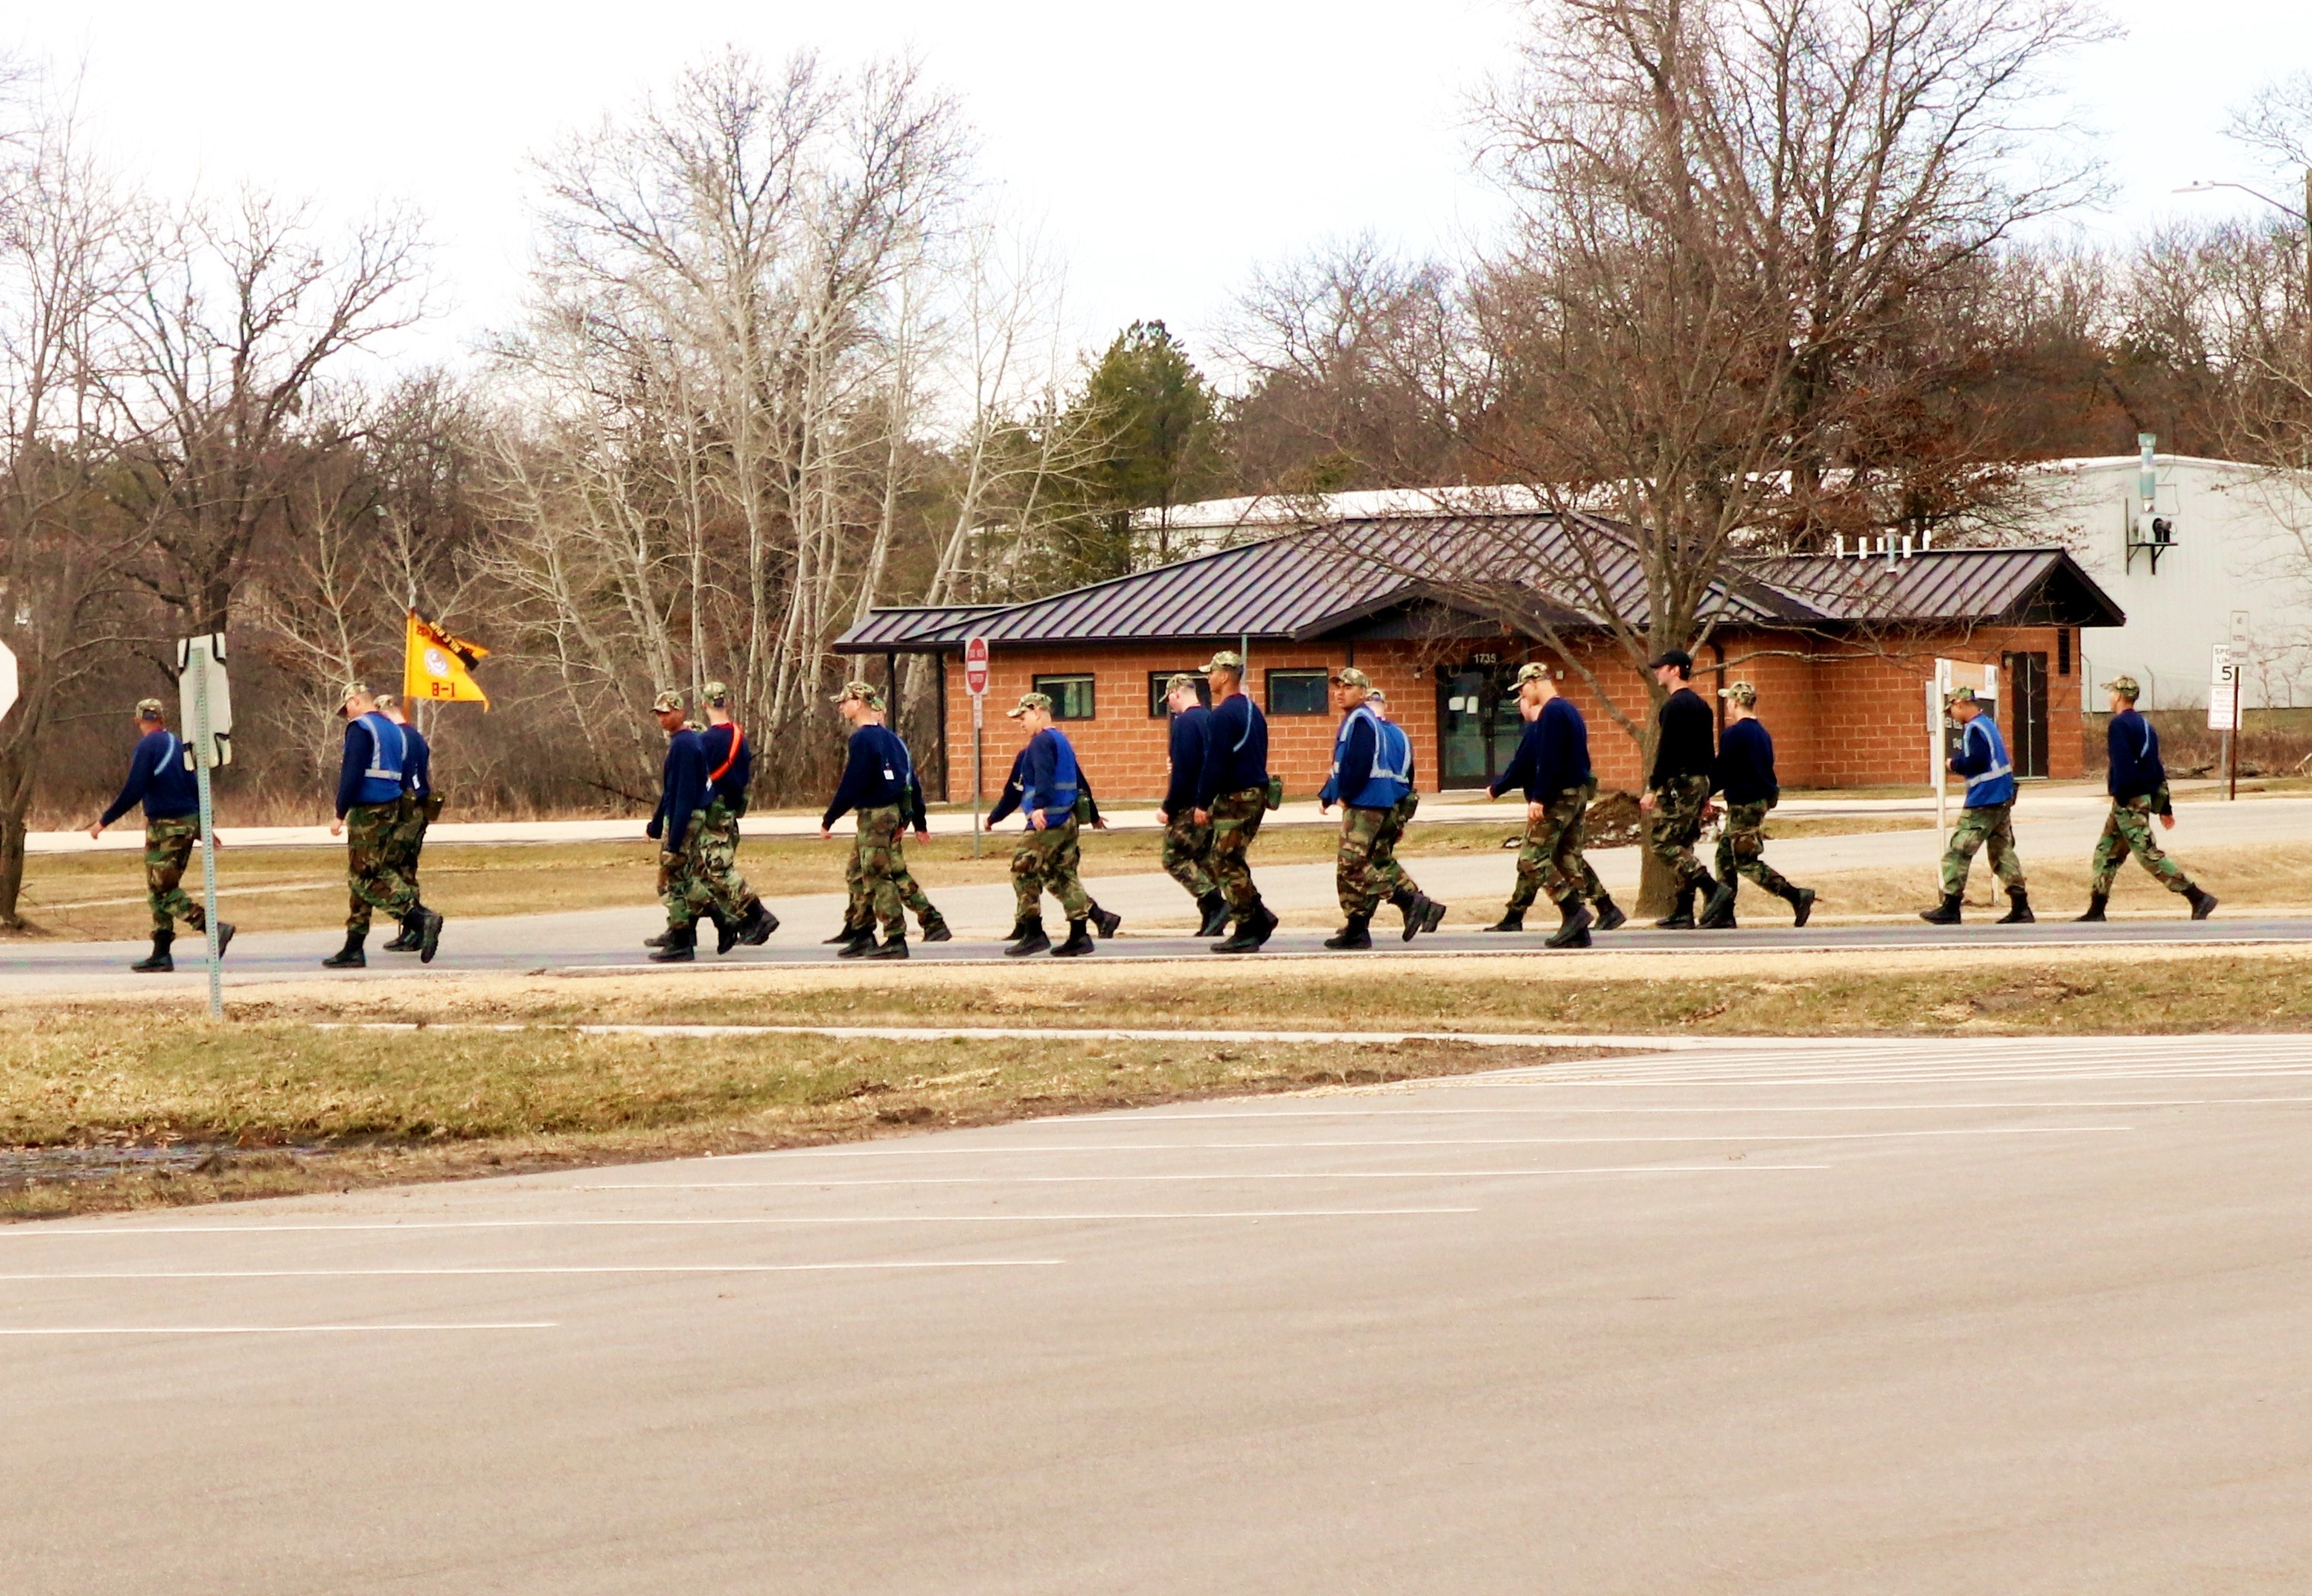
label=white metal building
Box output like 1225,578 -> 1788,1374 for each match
2022,449 -> 2312,712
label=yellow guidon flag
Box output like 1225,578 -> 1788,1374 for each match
403,609 -> 491,708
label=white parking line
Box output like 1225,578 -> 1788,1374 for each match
769,1127 -> 2133,1156
581,1166 -> 1830,1189
1094,1098 -> 2312,1118
0,1210 -> 1480,1239
0,1261 -> 1064,1281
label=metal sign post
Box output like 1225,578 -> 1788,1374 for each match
1930,658 -> 1999,847
964,637 -> 990,858
176,634 -> 232,1020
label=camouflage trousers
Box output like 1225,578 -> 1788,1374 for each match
1161,813 -> 1217,902
389,792 -> 444,890
658,807 -> 750,932
1646,773 -> 1716,891
1939,801 -> 2027,897
843,820 -> 941,936
846,804 -> 917,938
1337,804 -> 1418,919
1013,815 -> 1092,923
1206,786 -> 1268,913
1508,782 -> 1606,913
1714,799 -> 1795,898
2090,796 -> 2195,897
143,814 -> 207,933
344,801 -> 419,932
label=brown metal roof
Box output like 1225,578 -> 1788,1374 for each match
834,521 -> 2125,654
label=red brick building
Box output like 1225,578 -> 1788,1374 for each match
836,517 -> 2123,802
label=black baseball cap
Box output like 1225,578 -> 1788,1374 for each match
1646,648 -> 1694,674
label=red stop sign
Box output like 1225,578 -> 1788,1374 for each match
964,636 -> 989,696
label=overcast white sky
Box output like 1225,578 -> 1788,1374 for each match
11,0 -> 2312,380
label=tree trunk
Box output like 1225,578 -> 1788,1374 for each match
0,782 -> 30,930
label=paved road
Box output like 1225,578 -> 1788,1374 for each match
6,1034 -> 2310,1593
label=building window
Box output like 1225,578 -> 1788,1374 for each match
1266,668 -> 1330,716
2057,628 -> 2071,676
1032,674 -> 1096,720
1148,671 -> 1214,718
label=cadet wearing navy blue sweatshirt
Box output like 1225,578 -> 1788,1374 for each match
995,692 -> 1123,958
1193,650 -> 1277,952
1317,667 -> 1442,947
1920,683 -> 2030,924
676,681 -> 776,955
1155,673 -> 1229,936
1482,662 -> 1620,946
639,687 -> 724,961
818,680 -> 935,959
1700,683 -> 1815,928
376,696 -> 442,955
322,684 -> 438,968
2080,675 -> 2215,922
88,696 -> 232,973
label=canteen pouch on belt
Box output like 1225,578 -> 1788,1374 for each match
1073,792 -> 1094,824
1265,775 -> 1285,811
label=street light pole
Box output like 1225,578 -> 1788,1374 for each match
2177,174 -> 2312,379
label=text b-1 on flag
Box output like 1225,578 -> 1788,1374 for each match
404,609 -> 491,708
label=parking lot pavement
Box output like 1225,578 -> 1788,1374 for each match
6,1034 -> 2310,1594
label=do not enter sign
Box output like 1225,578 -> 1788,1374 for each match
964,636 -> 989,697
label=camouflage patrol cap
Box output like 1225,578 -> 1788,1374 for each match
1163,672 -> 1199,695
338,683 -> 369,708
652,689 -> 685,715
1367,688 -> 1389,705
1718,680 -> 1757,705
1333,666 -> 1371,689
135,697 -> 166,720
375,693 -> 400,713
2103,674 -> 2141,700
833,680 -> 884,710
702,680 -> 731,706
1943,684 -> 1979,708
1199,649 -> 1244,673
1006,691 -> 1054,719
1514,662 -> 1556,687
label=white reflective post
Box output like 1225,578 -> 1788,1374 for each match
192,654 -> 222,1020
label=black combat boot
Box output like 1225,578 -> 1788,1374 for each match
1655,887 -> 1697,929
711,910 -> 740,956
130,928 -> 175,973
1006,920 -> 1051,958
1696,878 -> 1738,930
417,908 -> 445,963
1591,896 -> 1627,932
1389,889 -> 1420,940
1918,893 -> 1962,926
1194,892 -> 1231,939
213,921 -> 235,958
1091,904 -> 1123,939
1997,888 -> 2034,925
643,929 -> 675,949
823,923 -> 868,945
865,934 -> 909,960
838,929 -> 883,959
2075,892 -> 2108,923
1249,900 -> 1279,948
2186,885 -> 2218,921
1325,915 -> 1373,951
1051,920 -> 1097,958
1421,896 -> 1447,935
648,924 -> 696,963
383,916 -> 421,952
1211,903 -> 1271,954
739,900 -> 779,945
1545,900 -> 1594,949
919,916 -> 952,942
1783,886 -> 1815,928
1482,907 -> 1526,933
321,929 -> 366,968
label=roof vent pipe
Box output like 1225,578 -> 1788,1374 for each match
1920,529 -> 1933,552
1834,533 -> 1847,559
1901,533 -> 1914,559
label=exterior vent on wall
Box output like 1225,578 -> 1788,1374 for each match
2126,430 -> 2176,574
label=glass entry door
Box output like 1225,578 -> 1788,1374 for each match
1437,660 -> 1523,788
2001,650 -> 2050,778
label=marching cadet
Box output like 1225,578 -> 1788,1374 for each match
1483,662 -> 1623,948
993,692 -> 1118,957
987,722 -> 1120,950
1317,667 -> 1443,947
823,694 -> 948,952
1194,650 -> 1278,954
373,696 -> 440,954
2079,675 -> 2218,922
820,680 -> 935,960
642,689 -> 717,962
325,684 -> 440,968
692,680 -> 777,953
1155,673 -> 1230,937
1367,689 -> 1428,880
1638,649 -> 1721,929
1920,684 -> 2032,924
88,696 -> 235,972
1698,682 -> 1815,929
